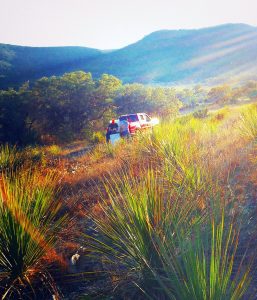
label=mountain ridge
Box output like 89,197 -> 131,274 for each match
1,23 -> 257,88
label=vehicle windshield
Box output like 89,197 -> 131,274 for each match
119,114 -> 139,122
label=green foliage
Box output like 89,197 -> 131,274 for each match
30,71 -> 95,141
1,68 -> 256,146
239,103 -> 257,140
0,71 -> 185,145
0,89 -> 37,145
193,108 -> 208,119
181,88 -> 199,107
86,170 -> 171,297
116,84 -> 182,118
151,209 -> 251,300
46,145 -> 62,156
0,145 -> 35,173
86,168 -> 250,299
0,167 -> 67,298
0,145 -> 20,172
0,71 -> 122,144
91,131 -> 105,144
208,85 -> 233,104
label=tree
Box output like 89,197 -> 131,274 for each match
29,72 -> 122,142
115,84 -> 182,118
207,85 -> 233,104
0,88 -> 36,144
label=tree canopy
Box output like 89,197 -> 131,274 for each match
0,71 -> 256,145
0,71 -> 181,144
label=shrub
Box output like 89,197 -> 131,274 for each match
210,107 -> 230,122
0,145 -> 19,172
46,144 -> 62,156
239,104 -> 257,140
85,168 -> 250,299
151,208 -> 251,300
0,145 -> 30,173
92,131 -> 105,144
0,168 -> 67,298
193,108 -> 208,119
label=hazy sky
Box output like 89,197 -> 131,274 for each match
0,0 -> 256,49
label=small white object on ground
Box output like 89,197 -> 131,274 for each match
71,253 -> 80,265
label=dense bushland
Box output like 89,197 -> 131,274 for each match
0,70 -> 256,145
0,72 -> 182,145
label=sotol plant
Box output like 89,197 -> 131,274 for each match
0,165 -> 67,298
85,167 -> 251,299
240,103 -> 257,140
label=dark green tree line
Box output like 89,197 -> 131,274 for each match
0,71 -> 183,145
1,70 -> 255,145
0,71 -> 122,144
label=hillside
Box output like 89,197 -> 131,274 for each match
97,23 -> 257,84
0,45 -> 102,88
1,23 -> 257,88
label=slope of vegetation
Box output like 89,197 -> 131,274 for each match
0,44 -> 102,89
79,103 -> 257,299
1,101 -> 256,299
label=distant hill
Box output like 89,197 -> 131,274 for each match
1,23 -> 257,89
0,45 -> 102,88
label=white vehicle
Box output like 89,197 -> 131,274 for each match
118,113 -> 158,134
106,113 -> 159,144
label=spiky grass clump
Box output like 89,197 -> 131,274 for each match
86,167 -> 250,299
0,145 -> 44,174
0,169 -> 67,299
151,208 -> 251,300
86,170 -> 199,298
240,103 -> 257,140
143,118 -> 217,199
0,145 -> 24,173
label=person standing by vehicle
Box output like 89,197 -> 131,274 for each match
106,119 -> 119,143
119,118 -> 130,139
